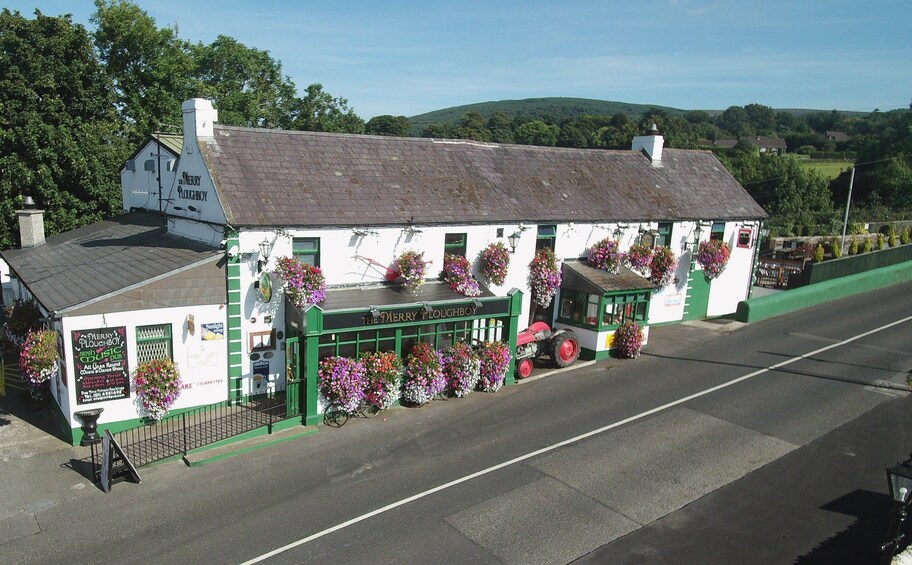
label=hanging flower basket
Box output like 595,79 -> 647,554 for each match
4,299 -> 42,349
480,242 -> 510,286
395,250 -> 428,292
625,242 -> 654,273
19,329 -> 58,401
478,341 -> 511,392
402,342 -> 444,405
442,254 -> 481,297
614,321 -> 644,359
649,246 -> 678,288
696,240 -> 731,280
360,351 -> 402,411
588,238 -> 623,273
441,342 -> 481,397
529,248 -> 561,308
273,257 -> 326,307
318,356 -> 366,415
133,359 -> 182,421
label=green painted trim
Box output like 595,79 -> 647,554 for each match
225,233 -> 243,402
579,347 -> 597,361
736,261 -> 912,323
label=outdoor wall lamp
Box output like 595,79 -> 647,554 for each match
421,303 -> 433,314
880,453 -> 912,564
508,231 -> 522,254
257,237 -> 273,272
352,228 -> 377,238
684,223 -> 704,251
613,226 -> 624,239
369,306 -> 380,323
752,226 -> 771,248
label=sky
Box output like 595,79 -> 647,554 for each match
5,0 -> 911,119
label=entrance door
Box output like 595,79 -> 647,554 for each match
285,336 -> 301,417
683,269 -> 711,321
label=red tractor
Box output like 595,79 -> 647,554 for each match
515,321 -> 580,379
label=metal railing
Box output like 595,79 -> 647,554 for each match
755,258 -> 804,289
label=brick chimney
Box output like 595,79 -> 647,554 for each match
16,196 -> 45,248
631,123 -> 664,164
181,98 -> 219,144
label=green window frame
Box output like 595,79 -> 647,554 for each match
602,292 -> 650,328
136,324 -> 173,364
292,237 -> 320,267
444,233 -> 467,257
657,222 -> 673,247
536,225 -> 557,251
710,222 -> 725,242
558,289 -> 600,328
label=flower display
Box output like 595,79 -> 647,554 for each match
3,299 -> 42,348
625,242 -> 654,273
613,321 -> 644,359
19,329 -> 58,400
395,250 -> 428,292
133,358 -> 182,421
478,340 -> 511,392
696,240 -> 731,280
273,256 -> 326,307
441,342 -> 481,397
588,238 -> 623,273
402,342 -> 444,405
649,246 -> 678,288
480,242 -> 510,286
360,351 -> 403,411
528,248 -> 561,308
442,254 -> 481,297
318,356 -> 366,415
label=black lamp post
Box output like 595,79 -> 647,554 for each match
508,231 -> 521,254
880,453 -> 912,565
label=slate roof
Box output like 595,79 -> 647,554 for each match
200,126 -> 767,228
561,260 -> 657,295
1,212 -> 221,314
319,280 -> 496,312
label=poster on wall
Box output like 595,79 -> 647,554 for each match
72,326 -> 130,405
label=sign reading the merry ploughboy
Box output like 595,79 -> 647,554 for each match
72,327 -> 130,405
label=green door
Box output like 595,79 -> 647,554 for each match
285,336 -> 301,417
683,269 -> 711,321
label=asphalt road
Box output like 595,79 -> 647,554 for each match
5,281 -> 912,564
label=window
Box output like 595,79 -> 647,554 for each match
710,222 -> 725,242
444,233 -> 467,257
558,289 -> 599,328
657,222 -> 673,247
536,225 -> 556,251
136,324 -> 172,364
602,293 -> 650,327
292,237 -> 320,267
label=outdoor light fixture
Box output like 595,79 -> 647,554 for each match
421,303 -> 432,314
880,453 -> 912,564
508,231 -> 522,254
613,226 -> 623,239
753,226 -> 771,248
472,299 -> 482,308
257,237 -> 273,272
684,223 -> 704,251
352,228 -> 377,237
369,306 -> 380,323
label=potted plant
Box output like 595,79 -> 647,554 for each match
395,250 -> 428,293
133,358 -> 182,421
625,242 -> 653,273
696,240 -> 731,280
477,340 -> 511,392
402,342 -> 444,405
360,351 -> 402,411
528,248 -> 561,308
613,321 -> 644,359
442,254 -> 481,297
318,356 -> 366,416
649,246 -> 677,288
588,238 -> 623,273
441,342 -> 481,397
479,242 -> 510,286
273,256 -> 326,307
19,329 -> 58,401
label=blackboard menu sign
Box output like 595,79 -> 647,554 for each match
73,327 -> 130,405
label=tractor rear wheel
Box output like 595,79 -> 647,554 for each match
551,331 -> 580,368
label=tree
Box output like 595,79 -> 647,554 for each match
0,9 -> 128,248
514,120 -> 558,146
743,104 -> 777,135
557,124 -> 587,148
92,0 -> 196,142
193,35 -> 298,129
454,111 -> 490,141
365,115 -> 410,137
290,83 -> 364,133
717,105 -> 752,137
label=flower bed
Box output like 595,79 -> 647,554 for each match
441,342 -> 481,397
318,356 -> 366,415
588,238 -> 623,273
613,321 -> 644,359
480,242 -> 510,286
396,250 -> 428,292
478,340 -> 511,392
442,254 -> 481,297
697,240 -> 731,280
529,248 -> 561,308
402,342 -> 444,405
133,358 -> 182,421
19,329 -> 58,400
274,256 -> 326,307
360,351 -> 402,410
649,246 -> 677,288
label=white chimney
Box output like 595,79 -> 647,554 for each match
16,196 -> 45,248
182,98 -> 218,143
631,123 -> 664,164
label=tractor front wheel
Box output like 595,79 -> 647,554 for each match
517,358 -> 534,379
551,332 -> 580,368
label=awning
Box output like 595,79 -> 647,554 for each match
561,259 -> 656,295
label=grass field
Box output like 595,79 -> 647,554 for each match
799,159 -> 853,180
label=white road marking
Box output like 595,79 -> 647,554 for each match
239,315 -> 912,564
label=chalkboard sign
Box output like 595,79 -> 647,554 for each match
73,327 -> 130,405
100,429 -> 140,493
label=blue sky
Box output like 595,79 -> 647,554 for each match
6,1 -> 911,119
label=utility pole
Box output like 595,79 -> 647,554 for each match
840,166 -> 856,253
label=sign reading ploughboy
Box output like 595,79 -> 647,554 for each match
72,326 -> 130,405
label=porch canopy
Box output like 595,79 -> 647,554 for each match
560,260 -> 657,295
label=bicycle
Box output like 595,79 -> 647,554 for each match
323,398 -> 381,427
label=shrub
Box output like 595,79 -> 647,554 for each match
877,233 -> 885,250
814,244 -> 825,262
649,246 -> 677,288
360,351 -> 402,411
902,226 -> 911,245
479,242 -> 510,286
863,237 -> 874,253
441,342 -> 481,397
395,250 -> 428,291
830,238 -> 842,258
849,238 -> 859,255
442,253 -> 481,297
133,359 -> 182,421
890,233 -> 899,247
318,356 -> 366,415
477,341 -> 511,392
587,238 -> 623,273
402,342 -> 444,405
528,248 -> 561,308
696,240 -> 731,279
274,257 -> 326,307
613,321 -> 644,359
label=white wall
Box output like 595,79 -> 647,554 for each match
120,140 -> 179,213
707,221 -> 761,316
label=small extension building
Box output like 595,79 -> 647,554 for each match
2,99 -> 766,444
